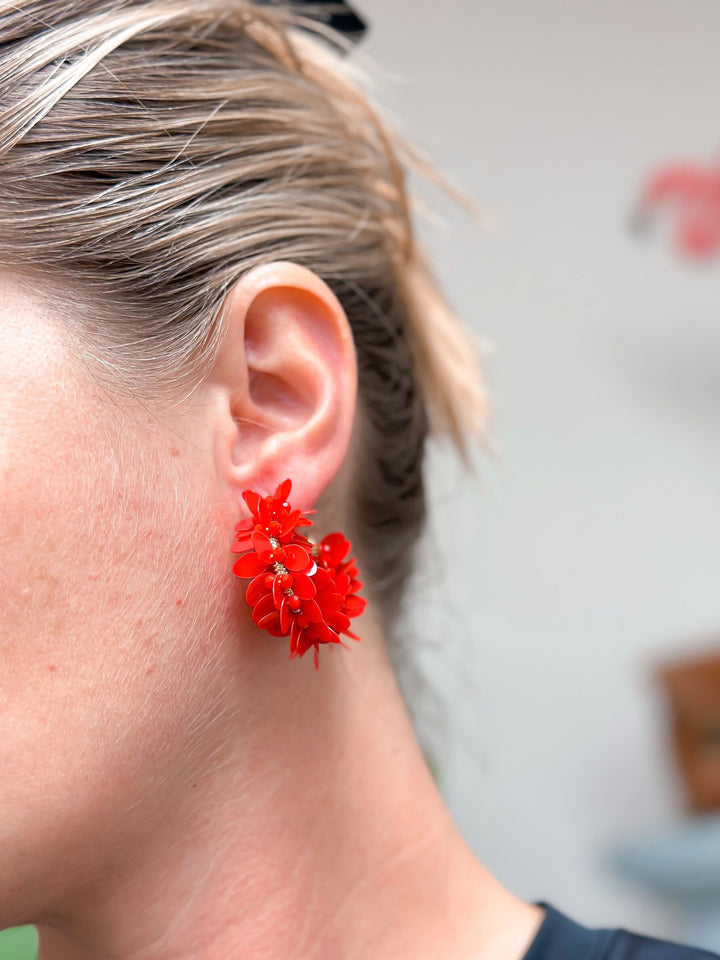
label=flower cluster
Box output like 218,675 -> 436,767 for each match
638,158 -> 720,259
231,478 -> 366,669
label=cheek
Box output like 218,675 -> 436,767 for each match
0,374 -> 223,719
1,382 -> 143,679
0,327 -> 232,917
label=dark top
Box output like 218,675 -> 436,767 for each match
524,904 -> 720,960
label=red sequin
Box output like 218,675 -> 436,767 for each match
231,479 -> 366,669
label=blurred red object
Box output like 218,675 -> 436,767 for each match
659,648 -> 720,812
637,158 -> 720,259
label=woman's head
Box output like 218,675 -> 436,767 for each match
0,0 -> 486,931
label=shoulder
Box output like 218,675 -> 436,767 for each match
523,904 -> 720,960
607,930 -> 718,960
602,929 -> 720,960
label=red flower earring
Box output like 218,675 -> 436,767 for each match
230,478 -> 366,669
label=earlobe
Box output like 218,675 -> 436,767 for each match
207,261 -> 357,516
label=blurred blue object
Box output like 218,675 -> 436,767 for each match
611,812 -> 720,952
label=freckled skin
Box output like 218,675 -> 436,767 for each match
0,270 -> 543,960
0,276 -> 241,928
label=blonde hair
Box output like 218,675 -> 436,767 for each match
0,0 -> 487,627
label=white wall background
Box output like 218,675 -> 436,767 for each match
359,0 -> 720,942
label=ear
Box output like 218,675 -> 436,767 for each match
204,260 -> 357,517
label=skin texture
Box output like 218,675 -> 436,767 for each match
0,263 -> 543,960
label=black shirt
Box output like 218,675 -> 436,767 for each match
524,904 -> 720,960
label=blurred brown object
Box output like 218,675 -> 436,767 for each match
659,648 -> 720,813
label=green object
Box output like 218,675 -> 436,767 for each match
0,927 -> 38,960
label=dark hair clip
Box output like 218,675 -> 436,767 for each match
254,1 -> 368,50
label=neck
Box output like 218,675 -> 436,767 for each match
35,614 -> 541,960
